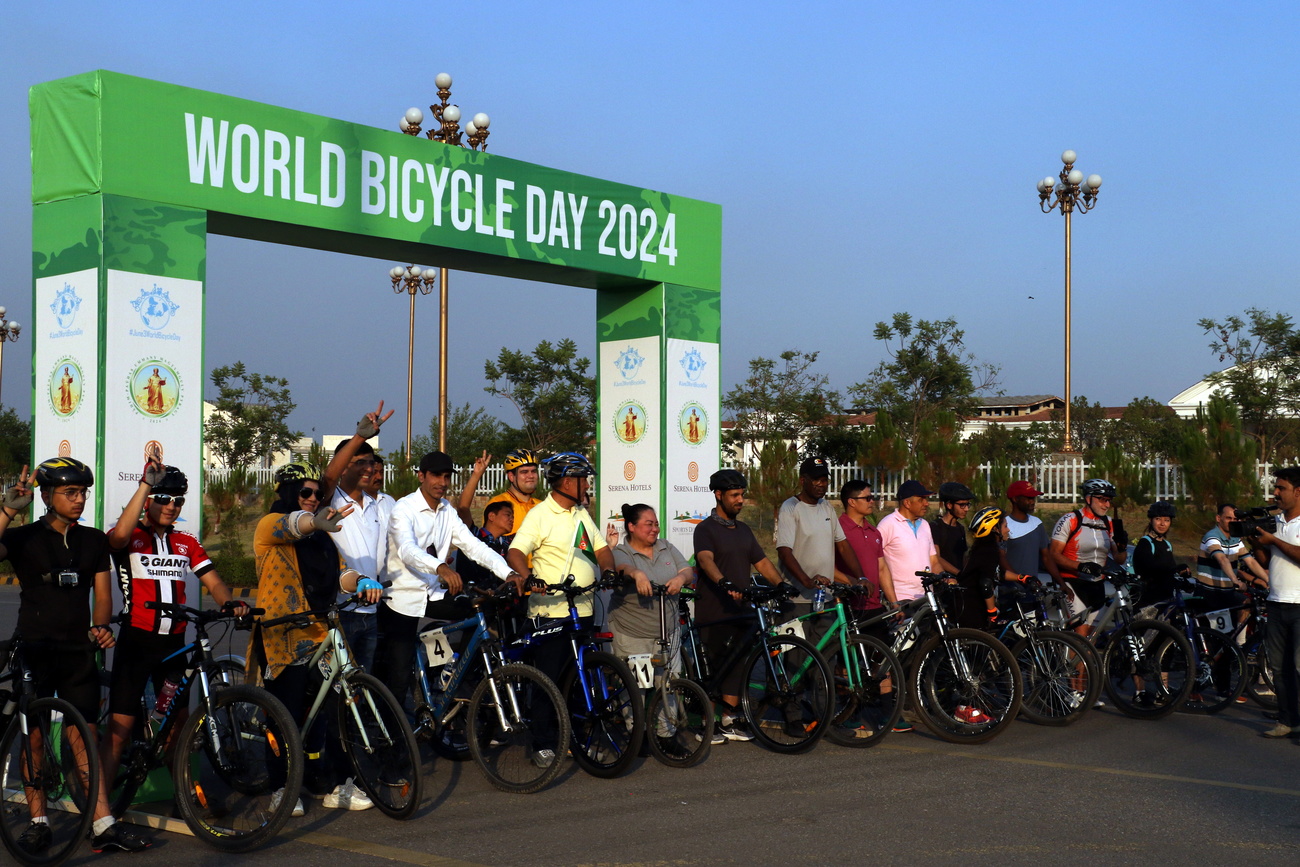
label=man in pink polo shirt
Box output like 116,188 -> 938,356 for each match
877,479 -> 942,603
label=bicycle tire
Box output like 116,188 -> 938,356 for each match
1101,618 -> 1194,719
336,672 -> 422,819
0,697 -> 99,867
1010,629 -> 1100,726
1246,642 -> 1278,710
467,663 -> 569,794
1184,628 -> 1246,714
213,656 -> 246,688
644,677 -> 713,768
740,634 -> 832,754
172,684 -> 304,852
823,635 -> 904,748
911,628 -> 1023,745
559,650 -> 645,778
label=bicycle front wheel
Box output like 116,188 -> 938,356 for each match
0,697 -> 99,867
336,672 -> 422,820
172,684 -> 303,852
467,663 -> 569,794
1011,629 -> 1100,726
560,651 -> 644,778
1184,628 -> 1246,714
645,678 -> 713,768
911,628 -> 1022,744
1101,618 -> 1194,719
824,635 -> 904,748
740,635 -> 832,754
1246,641 -> 1277,709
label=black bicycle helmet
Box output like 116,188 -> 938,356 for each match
709,469 -> 748,492
151,466 -> 188,496
1081,478 -> 1116,499
1147,501 -> 1177,519
938,481 -> 975,503
544,452 -> 595,487
35,457 -> 94,488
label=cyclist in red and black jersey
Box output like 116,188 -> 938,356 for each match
102,459 -> 246,788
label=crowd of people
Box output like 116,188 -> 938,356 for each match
4,397 -> 1300,852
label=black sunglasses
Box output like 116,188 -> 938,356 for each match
149,494 -> 185,507
850,495 -> 877,502
299,487 -> 323,499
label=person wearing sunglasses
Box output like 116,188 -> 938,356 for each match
834,479 -> 890,638
103,459 -> 247,790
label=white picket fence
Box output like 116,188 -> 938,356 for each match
204,464 -> 507,496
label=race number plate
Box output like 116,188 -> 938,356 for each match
775,618 -> 806,641
1202,608 -> 1234,634
419,627 -> 453,666
626,654 -> 656,689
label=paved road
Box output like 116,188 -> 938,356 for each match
3,583 -> 1299,866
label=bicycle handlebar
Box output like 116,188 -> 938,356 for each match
143,600 -> 265,624
258,584 -> 390,629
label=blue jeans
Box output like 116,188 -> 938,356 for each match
341,610 -> 378,673
1266,601 -> 1300,728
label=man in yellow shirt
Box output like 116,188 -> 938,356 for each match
488,449 -> 542,535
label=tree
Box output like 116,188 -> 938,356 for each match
1042,396 -> 1109,457
1089,443 -> 1155,518
858,411 -> 909,479
748,439 -> 798,524
1175,395 -> 1261,512
722,350 -> 839,464
204,362 -> 300,468
803,418 -> 862,464
847,313 -> 1000,456
906,411 -> 980,494
965,422 -> 1048,466
1109,397 -> 1186,463
484,339 -> 595,456
1200,307 -> 1300,461
410,403 -> 509,467
0,407 -> 31,476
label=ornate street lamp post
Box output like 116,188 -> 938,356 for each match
1038,150 -> 1102,453
394,73 -> 492,454
0,307 -> 23,408
390,266 -> 439,463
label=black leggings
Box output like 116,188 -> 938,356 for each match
264,662 -> 346,794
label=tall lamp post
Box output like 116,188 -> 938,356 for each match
390,266 -> 439,463
0,307 -> 23,408
396,72 -> 492,454
1037,150 -> 1102,453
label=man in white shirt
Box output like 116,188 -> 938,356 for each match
373,451 -> 524,707
330,440 -> 384,671
1256,467 -> 1300,738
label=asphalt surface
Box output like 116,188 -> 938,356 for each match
2,583 -> 1299,866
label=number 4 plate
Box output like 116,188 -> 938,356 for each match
626,654 -> 655,689
775,618 -> 806,641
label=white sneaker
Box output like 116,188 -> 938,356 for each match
322,778 -> 374,811
270,787 -> 305,817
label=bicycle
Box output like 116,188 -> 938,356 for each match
1199,583 -> 1273,709
771,583 -> 903,747
678,578 -> 833,754
410,583 -> 570,794
259,593 -> 421,819
857,571 -> 1022,744
1150,578 -> 1247,714
0,636 -> 100,867
107,601 -> 303,853
991,581 -> 1101,726
1065,566 -> 1195,719
502,573 -> 645,778
623,584 -> 714,768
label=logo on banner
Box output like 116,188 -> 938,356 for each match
48,358 -> 83,417
145,441 -> 164,464
687,462 -> 699,482
678,402 -> 708,445
612,400 -> 647,444
58,440 -> 71,457
50,284 -> 83,331
679,347 -> 707,382
131,285 -> 181,331
613,345 -> 645,384
624,461 -> 636,481
127,360 -> 181,419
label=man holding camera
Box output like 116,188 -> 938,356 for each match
1255,467 -> 1300,739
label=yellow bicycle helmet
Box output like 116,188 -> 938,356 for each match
503,449 -> 538,472
968,505 -> 1005,539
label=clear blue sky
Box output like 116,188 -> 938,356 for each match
2,1 -> 1295,441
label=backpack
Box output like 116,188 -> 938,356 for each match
1063,509 -> 1112,546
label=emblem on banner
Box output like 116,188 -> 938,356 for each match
679,347 -> 706,382
48,358 -> 83,417
131,285 -> 180,331
144,441 -> 164,464
613,345 -> 645,380
678,402 -> 707,445
687,462 -> 699,482
612,400 -> 647,444
51,284 -> 82,330
58,440 -> 71,457
624,461 -> 636,481
127,360 -> 181,419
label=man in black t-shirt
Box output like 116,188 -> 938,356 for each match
931,481 -> 974,574
692,469 -> 785,742
0,458 -> 150,853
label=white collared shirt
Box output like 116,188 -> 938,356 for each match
331,486 -> 381,614
1268,511 -> 1300,604
381,489 -> 513,618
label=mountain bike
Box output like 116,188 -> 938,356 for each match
771,583 -> 903,746
0,636 -> 99,867
108,601 -> 303,852
410,583 -> 570,793
502,573 -> 645,778
1150,577 -> 1248,714
858,571 -> 1022,744
259,594 -> 420,819
678,579 -> 833,754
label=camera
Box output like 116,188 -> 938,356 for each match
1228,507 -> 1278,538
55,570 -> 79,587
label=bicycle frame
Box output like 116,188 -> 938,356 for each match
413,608 -> 522,736
501,580 -> 610,717
678,583 -> 804,700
